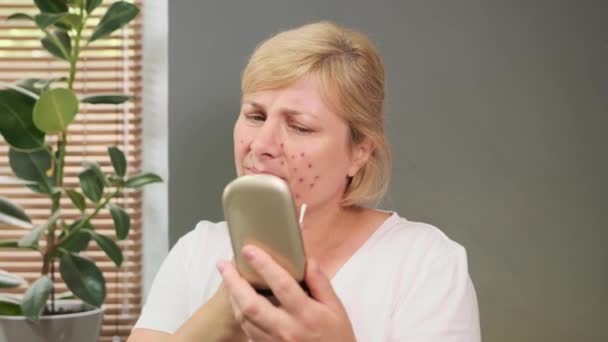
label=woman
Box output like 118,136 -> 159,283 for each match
129,21 -> 480,341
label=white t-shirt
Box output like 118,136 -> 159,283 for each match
134,213 -> 481,341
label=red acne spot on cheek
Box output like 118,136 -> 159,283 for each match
295,194 -> 300,199
308,163 -> 312,168
280,161 -> 285,166
280,143 -> 284,148
314,175 -> 320,180
300,152 -> 305,157
309,183 -> 315,189
299,177 -> 304,183
291,155 -> 295,159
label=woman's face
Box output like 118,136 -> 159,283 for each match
233,77 -> 367,209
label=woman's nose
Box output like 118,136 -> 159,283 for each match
250,120 -> 283,159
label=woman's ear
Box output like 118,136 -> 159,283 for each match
347,140 -> 373,177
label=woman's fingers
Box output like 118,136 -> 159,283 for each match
218,259 -> 287,332
241,245 -> 310,313
305,258 -> 343,309
240,320 -> 274,342
219,254 -> 356,342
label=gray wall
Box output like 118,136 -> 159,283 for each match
169,1 -> 607,341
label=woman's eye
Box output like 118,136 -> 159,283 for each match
291,125 -> 313,134
246,113 -> 265,122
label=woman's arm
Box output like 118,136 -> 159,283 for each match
128,284 -> 247,342
127,329 -> 171,342
172,284 -> 247,341
127,224 -> 247,341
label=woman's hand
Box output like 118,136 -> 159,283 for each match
217,245 -> 357,342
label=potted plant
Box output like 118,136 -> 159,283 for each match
0,1 -> 159,341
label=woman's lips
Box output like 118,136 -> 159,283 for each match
246,167 -> 286,180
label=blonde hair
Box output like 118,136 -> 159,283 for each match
241,21 -> 391,207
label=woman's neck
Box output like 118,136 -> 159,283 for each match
300,201 -> 364,260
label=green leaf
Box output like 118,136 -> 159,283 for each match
0,89 -> 45,150
67,0 -> 83,7
0,196 -> 32,229
58,219 -> 93,252
8,147 -> 53,194
83,161 -> 109,186
51,190 -> 61,205
89,1 -> 139,42
0,271 -> 25,288
0,240 -> 19,248
107,203 -> 130,240
34,12 -> 68,29
60,253 -> 106,307
56,13 -> 81,30
65,189 -> 86,212
108,146 -> 126,177
86,0 -> 102,14
125,173 -> 162,189
34,0 -> 68,13
107,175 -> 123,187
7,13 -> 34,21
18,225 -> 47,249
0,295 -> 23,316
33,88 -> 79,133
41,30 -> 71,61
81,94 -> 133,104
67,218 -> 90,233
79,168 -> 104,203
18,210 -> 60,248
87,230 -> 123,267
26,183 -> 60,195
21,275 -> 53,320
53,21 -> 71,31
60,229 -> 91,252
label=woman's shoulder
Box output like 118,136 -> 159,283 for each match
371,211 -> 468,264
172,220 -> 232,263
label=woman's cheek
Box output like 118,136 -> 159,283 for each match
235,138 -> 249,175
282,148 -> 321,204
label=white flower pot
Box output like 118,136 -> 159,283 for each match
0,300 -> 103,342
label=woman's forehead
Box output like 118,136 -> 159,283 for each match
242,78 -> 332,115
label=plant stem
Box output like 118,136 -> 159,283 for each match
42,131 -> 66,313
68,10 -> 85,90
50,259 -> 55,313
44,187 -> 121,301
55,187 -> 122,247
43,7 -> 87,312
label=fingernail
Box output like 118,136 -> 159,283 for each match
243,247 -> 256,261
216,260 -> 226,274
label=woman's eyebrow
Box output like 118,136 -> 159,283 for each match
242,100 -> 265,110
282,108 -> 318,119
242,100 -> 318,119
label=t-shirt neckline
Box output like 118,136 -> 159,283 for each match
330,212 -> 400,285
